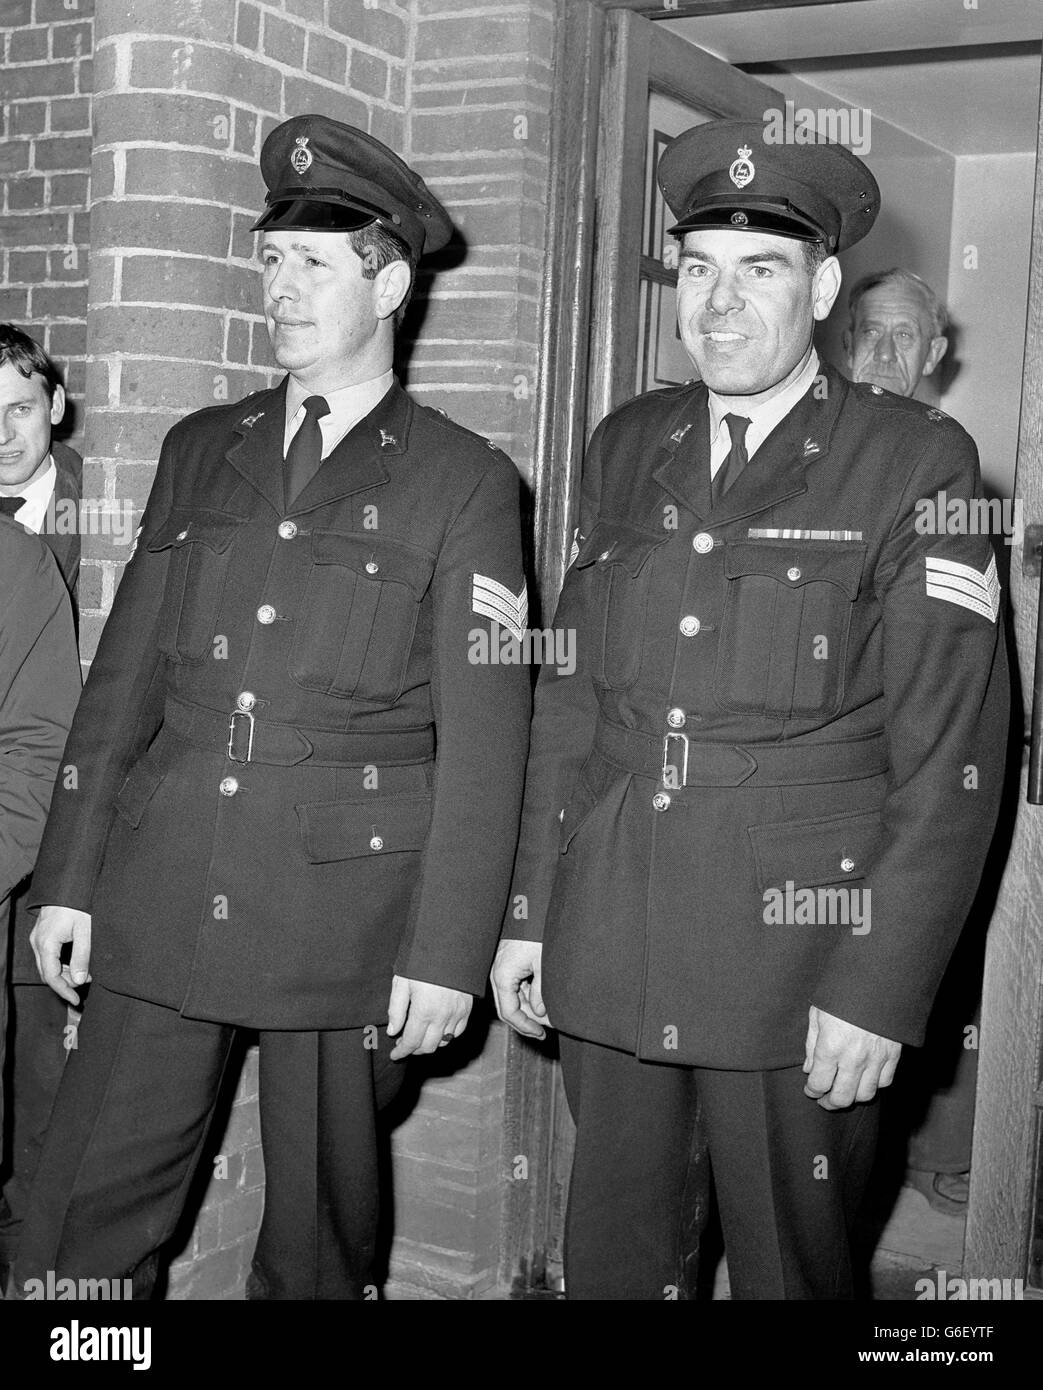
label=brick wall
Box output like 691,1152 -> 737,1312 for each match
5,0 -> 558,1299
0,0 -> 94,421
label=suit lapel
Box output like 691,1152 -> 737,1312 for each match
286,380 -> 411,517
224,381 -> 290,515
651,389 -> 713,523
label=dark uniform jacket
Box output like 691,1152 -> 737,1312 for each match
29,379 -> 531,1029
0,523 -> 80,1130
504,363 -> 1009,1069
10,441 -> 82,985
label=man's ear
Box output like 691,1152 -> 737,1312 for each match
921,336 -> 948,378
49,383 -> 66,429
373,260 -> 411,322
812,256 -> 842,322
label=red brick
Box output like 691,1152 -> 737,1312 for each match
0,288 -> 30,318
77,610 -> 106,660
368,105 -> 406,150
217,1185 -> 263,1247
95,92 -> 233,153
304,30 -> 347,85
98,0 -> 231,43
234,1 -> 260,53
262,12 -> 304,68
9,25 -> 48,60
9,249 -> 48,281
241,1142 -> 265,1190
92,199 -> 233,261
230,211 -> 257,261
86,255 -> 115,305
249,319 -> 275,367
0,0 -> 32,25
90,149 -> 113,199
31,285 -> 86,318
91,305 -> 227,362
62,356 -> 86,397
92,36 -> 115,91
329,3 -> 407,58
7,178 -> 48,211
284,0 -> 323,20
119,359 -> 259,411
46,321 -> 86,358
166,1244 -> 246,1301
51,19 -> 91,59
281,76 -> 368,130
80,458 -> 106,501
0,141 -> 31,173
73,56 -> 92,94
1,60 -> 75,99
121,255 -> 260,315
232,106 -> 257,157
10,102 -> 48,136
349,48 -> 387,100
34,0 -> 94,19
389,64 -> 406,107
86,408 -> 181,461
48,245 -> 90,279
48,173 -> 90,207
226,316 -> 251,364
32,135 -> 92,170
77,561 -> 103,610
124,147 -> 263,215
415,14 -> 530,62
130,40 -> 282,115
48,96 -> 90,131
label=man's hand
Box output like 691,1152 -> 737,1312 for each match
491,938 -> 549,1040
803,1005 -> 901,1110
386,976 -> 472,1061
30,905 -> 92,1005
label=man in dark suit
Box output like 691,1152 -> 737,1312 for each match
493,123 -> 1008,1299
16,116 -> 531,1300
0,327 -> 82,1290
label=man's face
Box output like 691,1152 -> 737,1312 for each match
0,362 -> 63,489
675,228 -> 839,398
260,230 -> 396,389
844,283 -> 947,397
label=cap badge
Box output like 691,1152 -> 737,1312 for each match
290,137 -> 313,175
730,211 -> 748,226
728,145 -> 755,189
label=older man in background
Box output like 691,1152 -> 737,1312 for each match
843,267 -> 948,399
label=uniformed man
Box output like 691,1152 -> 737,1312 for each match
493,122 -> 1009,1300
16,115 -> 531,1300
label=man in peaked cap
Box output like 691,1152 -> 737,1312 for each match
494,120 -> 1008,1299
16,115 -> 530,1300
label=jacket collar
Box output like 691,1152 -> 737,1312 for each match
225,377 -> 413,516
652,361 -> 851,527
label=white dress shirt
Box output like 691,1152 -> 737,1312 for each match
283,370 -> 395,460
0,455 -> 56,534
707,350 -> 821,479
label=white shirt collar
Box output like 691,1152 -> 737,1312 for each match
284,370 -> 395,458
708,349 -> 821,465
0,455 -> 56,534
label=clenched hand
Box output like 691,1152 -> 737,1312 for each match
31,904 -> 92,1006
803,1005 -> 901,1110
386,975 -> 472,1060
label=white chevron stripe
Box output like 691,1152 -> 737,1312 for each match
925,553 -> 999,622
473,573 -> 528,642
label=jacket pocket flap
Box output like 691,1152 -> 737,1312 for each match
311,532 -> 435,599
572,519 -> 669,577
748,808 -> 882,893
146,508 -> 242,554
113,756 -> 167,828
725,541 -> 865,597
296,793 -> 432,864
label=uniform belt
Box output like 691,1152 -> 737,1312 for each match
163,696 -> 435,768
594,719 -> 889,788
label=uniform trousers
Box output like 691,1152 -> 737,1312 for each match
14,985 -> 405,1300
559,1033 -> 879,1300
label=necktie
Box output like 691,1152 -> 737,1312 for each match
284,395 -> 330,507
712,414 -> 751,506
0,495 -> 26,517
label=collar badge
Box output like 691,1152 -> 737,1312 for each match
379,429 -> 397,448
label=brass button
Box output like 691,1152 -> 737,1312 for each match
369,836 -> 384,852
841,857 -> 855,872
692,532 -> 714,554
278,520 -> 298,540
667,708 -> 686,729
679,615 -> 701,637
787,567 -> 802,582
219,776 -> 239,797
365,561 -> 379,575
652,792 -> 671,811
257,604 -> 276,625
236,691 -> 256,712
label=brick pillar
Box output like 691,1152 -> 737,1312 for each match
384,0 -> 555,1300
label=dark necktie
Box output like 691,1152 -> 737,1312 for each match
0,495 -> 26,517
712,413 -> 751,506
284,395 -> 329,507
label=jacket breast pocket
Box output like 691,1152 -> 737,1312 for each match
146,507 -> 242,663
571,519 -> 670,690
714,541 -> 865,718
289,532 -> 435,702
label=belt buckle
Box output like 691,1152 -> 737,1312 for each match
227,709 -> 255,764
662,731 -> 689,788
